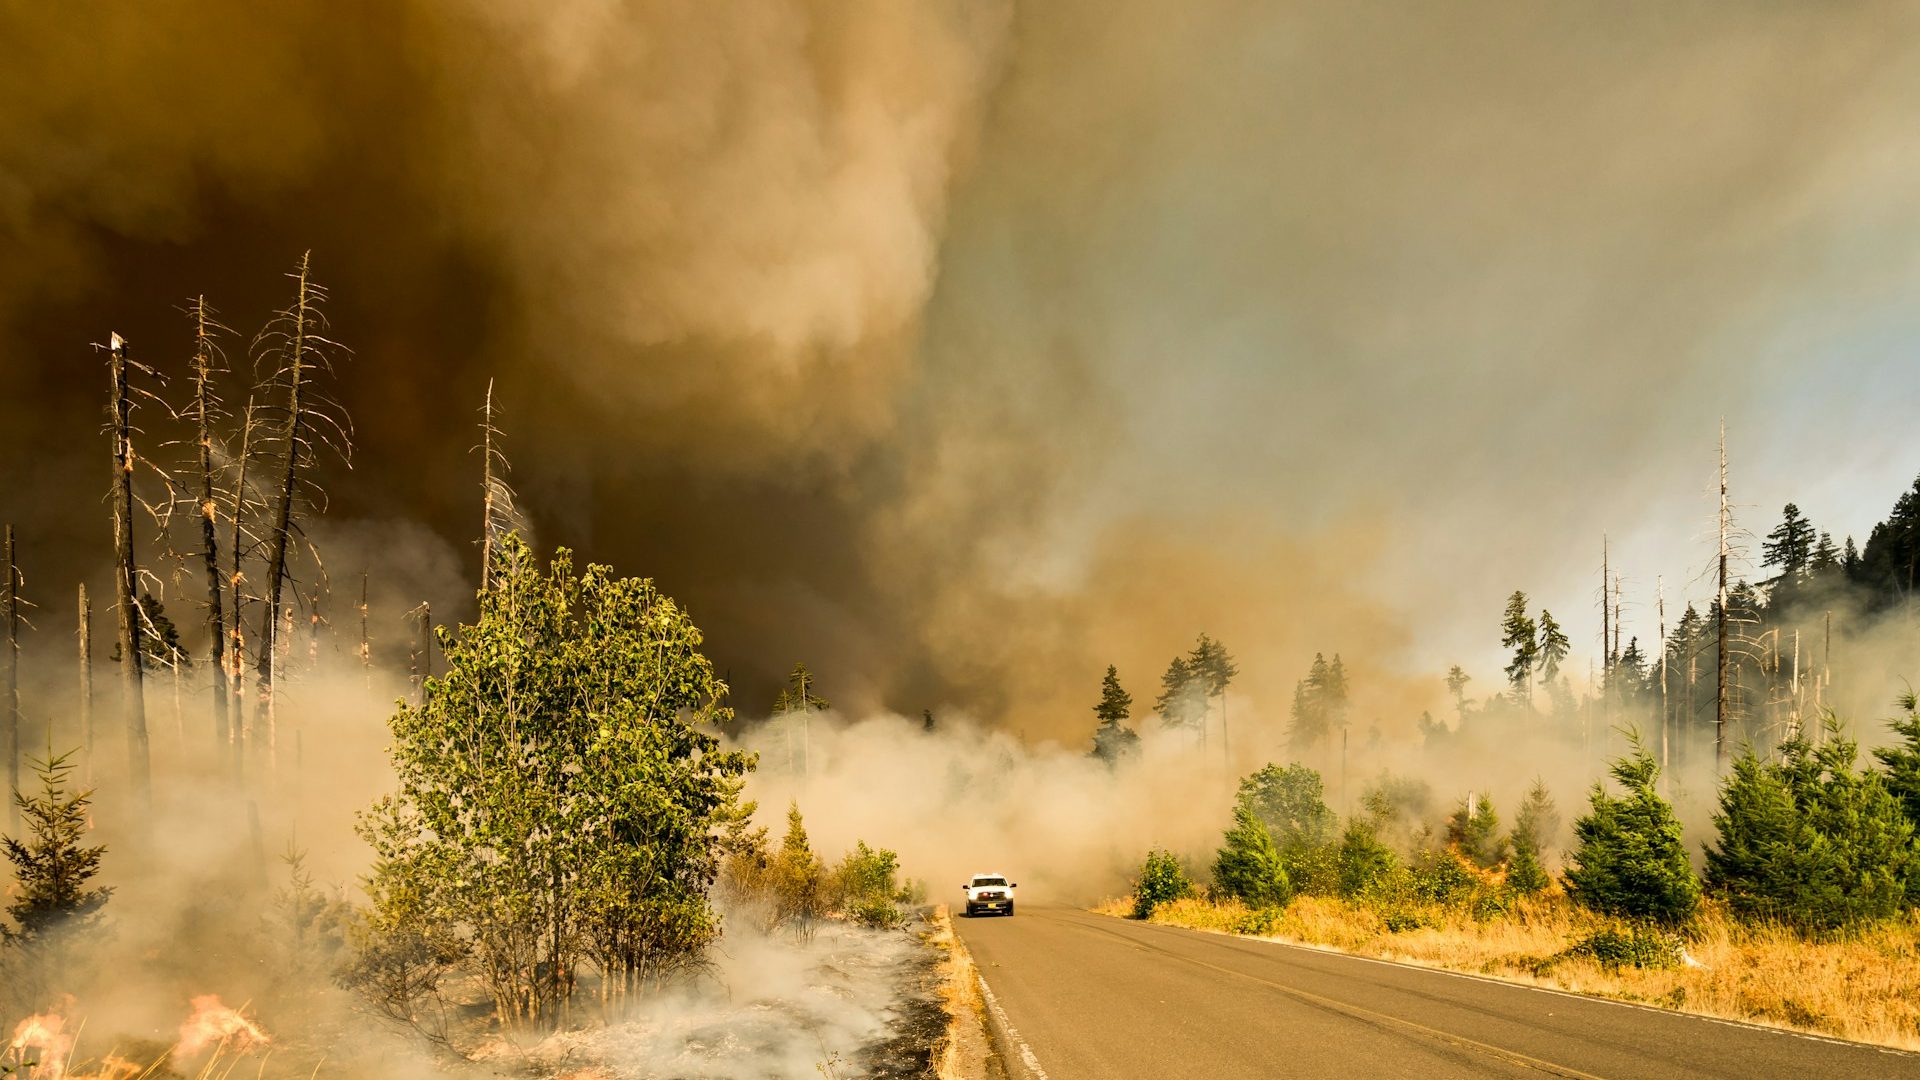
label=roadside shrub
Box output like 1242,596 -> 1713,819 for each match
772,804 -> 828,940
1507,844 -> 1550,895
1447,794 -> 1508,868
1468,884 -> 1516,923
1336,820 -> 1397,899
1379,907 -> 1427,933
1235,906 -> 1285,936
1564,739 -> 1699,927
833,841 -> 907,930
1215,804 -> 1293,908
1706,726 -> 1914,936
1564,926 -> 1681,970
1133,849 -> 1193,919
1409,850 -> 1477,907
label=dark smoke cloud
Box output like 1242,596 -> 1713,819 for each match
6,2 -> 1920,746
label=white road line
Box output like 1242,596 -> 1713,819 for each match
978,971 -> 1051,1080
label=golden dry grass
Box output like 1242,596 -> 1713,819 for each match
1099,891 -> 1920,1051
924,904 -> 992,1080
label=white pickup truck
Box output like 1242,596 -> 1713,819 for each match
963,873 -> 1017,917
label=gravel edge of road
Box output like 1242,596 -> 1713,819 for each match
929,905 -> 1007,1080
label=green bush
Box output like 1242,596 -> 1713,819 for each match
1133,849 -> 1193,919
1564,926 -> 1681,970
1379,907 -> 1427,933
1234,906 -> 1285,936
1409,850 -> 1477,907
1447,795 -> 1509,868
833,841 -> 906,929
1706,727 -> 1915,936
1468,884 -> 1516,923
1564,740 -> 1699,927
1215,805 -> 1293,908
1507,842 -> 1550,895
1335,820 -> 1397,899
1236,763 -> 1338,851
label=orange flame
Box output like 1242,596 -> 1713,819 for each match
174,995 -> 268,1057
8,1007 -> 74,1079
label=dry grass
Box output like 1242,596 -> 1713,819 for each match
924,904 -> 992,1080
1101,891 -> 1920,1051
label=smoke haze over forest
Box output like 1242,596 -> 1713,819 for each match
8,1 -> 1920,746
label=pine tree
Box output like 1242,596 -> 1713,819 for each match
1707,722 -> 1914,934
1874,692 -> 1920,833
1155,655 -> 1204,733
1564,738 -> 1698,925
1089,665 -> 1141,766
773,801 -> 826,940
1762,503 -> 1816,577
1446,794 -> 1507,868
1537,610 -> 1570,681
1508,778 -> 1560,894
1810,531 -> 1840,573
1501,592 -> 1538,704
1214,803 -> 1291,908
2,750 -> 110,946
1444,665 -> 1471,720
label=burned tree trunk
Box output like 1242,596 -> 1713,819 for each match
78,584 -> 92,782
250,252 -> 351,757
108,332 -> 152,803
1716,419 -> 1730,772
255,256 -> 312,745
4,524 -> 19,820
227,394 -> 258,772
409,602 -> 432,705
189,297 -> 232,751
478,379 -> 521,592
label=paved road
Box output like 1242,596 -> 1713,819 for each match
952,904 -> 1920,1079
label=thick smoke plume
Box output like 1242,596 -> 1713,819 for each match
7,5 -> 1920,743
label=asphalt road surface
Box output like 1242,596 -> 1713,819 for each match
952,904 -> 1919,1079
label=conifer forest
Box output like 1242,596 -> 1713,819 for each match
5,3 -> 1920,1078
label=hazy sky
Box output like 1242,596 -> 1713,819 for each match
4,1 -> 1920,739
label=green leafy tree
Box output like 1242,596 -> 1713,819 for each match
832,841 -> 906,929
1214,804 -> 1291,908
1707,723 -> 1915,935
2,750 -> 110,947
358,536 -> 752,1028
1563,739 -> 1698,926
1446,794 -> 1508,868
1089,665 -> 1141,765
1500,592 -> 1537,704
1132,849 -> 1192,919
1235,763 -> 1337,853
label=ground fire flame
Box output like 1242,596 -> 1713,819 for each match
3,995 -> 268,1079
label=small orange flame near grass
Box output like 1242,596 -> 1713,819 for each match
9,1006 -> 76,1078
174,996 -> 268,1058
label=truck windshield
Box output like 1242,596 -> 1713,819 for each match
973,877 -> 1007,887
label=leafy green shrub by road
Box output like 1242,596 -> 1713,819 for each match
1133,849 -> 1193,919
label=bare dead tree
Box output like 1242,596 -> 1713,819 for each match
225,392 -> 266,771
477,379 -> 523,592
77,584 -> 92,782
177,296 -> 239,752
408,602 -> 432,705
106,331 -> 153,804
249,252 -> 352,759
1716,419 -> 1731,771
359,572 -> 371,696
4,525 -> 20,822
